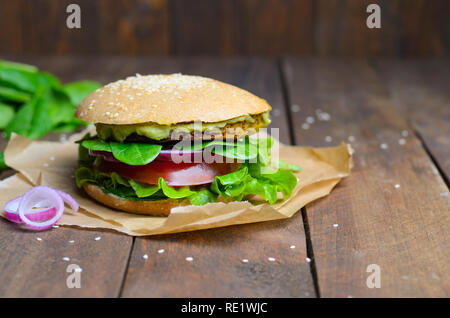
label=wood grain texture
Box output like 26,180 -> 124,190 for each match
120,58 -> 315,297
283,59 -> 450,297
0,0 -> 171,55
375,59 -> 450,180
0,0 -> 448,57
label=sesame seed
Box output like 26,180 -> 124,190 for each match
291,104 -> 301,112
268,257 -> 276,262
43,163 -> 49,167
380,143 -> 388,150
185,257 -> 194,262
306,116 -> 315,124
348,135 -> 355,142
440,192 -> 449,197
62,257 -> 70,262
333,224 -> 339,228
394,184 -> 400,189
302,123 -> 310,130
94,236 -> 101,241
52,225 -> 59,228
401,130 -> 409,137
49,156 -> 55,161
325,136 -> 332,142
290,245 -> 296,249
158,249 -> 165,254
69,240 -> 75,243
317,112 -> 331,121
306,257 -> 311,263
398,138 -> 406,145
242,259 -> 249,263
36,237 -> 42,241
142,254 -> 148,260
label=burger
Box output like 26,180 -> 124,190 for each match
74,74 -> 298,216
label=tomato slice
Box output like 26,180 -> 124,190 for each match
99,159 -> 241,186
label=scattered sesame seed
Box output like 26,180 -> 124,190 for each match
333,224 -> 339,228
398,138 -> 406,145
302,123 -> 310,130
306,116 -> 315,124
158,249 -> 165,254
49,156 -> 55,161
43,163 -> 49,167
380,143 -> 388,150
305,292 -> 310,297
242,259 -> 249,263
290,245 -> 296,249
142,254 -> 148,260
52,225 -> 59,228
268,257 -> 276,262
394,184 -> 400,189
185,257 -> 194,262
272,109 -> 281,117
348,135 -> 355,142
317,112 -> 331,121
325,136 -> 333,142
94,236 -> 101,241
291,104 -> 301,112
347,295 -> 353,298
36,237 -> 42,241
401,130 -> 409,137
306,257 -> 311,263
62,257 -> 70,262
440,192 -> 449,197
69,240 -> 75,243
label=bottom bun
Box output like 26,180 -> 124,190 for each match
83,183 -> 191,216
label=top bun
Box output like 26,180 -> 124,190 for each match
75,74 -> 271,125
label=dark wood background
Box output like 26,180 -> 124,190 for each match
0,0 -> 449,57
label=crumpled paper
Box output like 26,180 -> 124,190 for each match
0,132 -> 353,236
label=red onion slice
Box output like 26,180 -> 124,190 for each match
18,186 -> 65,231
4,197 -> 57,223
3,186 -> 79,231
56,190 -> 79,212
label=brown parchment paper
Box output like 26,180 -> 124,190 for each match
0,132 -> 353,236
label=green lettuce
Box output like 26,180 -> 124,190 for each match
80,136 -> 269,166
75,137 -> 300,205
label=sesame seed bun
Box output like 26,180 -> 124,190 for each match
75,74 -> 271,125
83,183 -> 233,216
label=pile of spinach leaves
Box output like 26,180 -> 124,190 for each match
0,60 -> 101,172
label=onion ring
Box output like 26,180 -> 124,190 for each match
4,197 -> 57,223
3,186 -> 79,230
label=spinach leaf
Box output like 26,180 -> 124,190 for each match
0,60 -> 38,73
62,80 -> 101,105
0,86 -> 30,103
109,142 -> 162,166
0,152 -> 7,172
0,103 -> 15,129
81,139 -> 112,152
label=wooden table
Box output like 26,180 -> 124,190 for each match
0,57 -> 448,298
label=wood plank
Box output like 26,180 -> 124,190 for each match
121,58 -> 316,297
375,59 -> 450,180
0,0 -> 170,55
0,57 -> 142,297
283,59 -> 450,297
